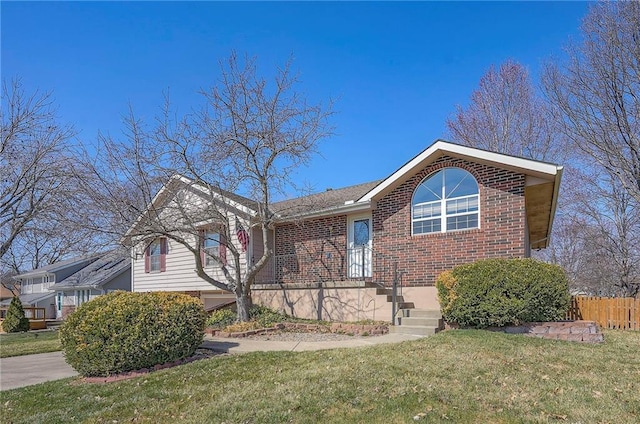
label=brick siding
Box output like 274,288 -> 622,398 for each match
373,155 -> 526,286
274,216 -> 349,283
272,155 -> 526,287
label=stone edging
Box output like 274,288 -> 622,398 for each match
206,322 -> 389,338
446,320 -> 604,343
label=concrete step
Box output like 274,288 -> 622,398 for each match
389,325 -> 441,336
397,302 -> 415,309
398,316 -> 443,327
401,309 -> 442,319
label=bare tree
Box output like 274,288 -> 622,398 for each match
0,79 -> 112,276
543,1 -> 640,204
447,59 -> 562,161
90,53 -> 333,321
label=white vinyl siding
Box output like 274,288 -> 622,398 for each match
132,216 -> 250,293
20,274 -> 55,294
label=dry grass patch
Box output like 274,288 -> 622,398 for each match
2,329 -> 639,423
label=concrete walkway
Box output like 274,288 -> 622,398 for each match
1,333 -> 422,391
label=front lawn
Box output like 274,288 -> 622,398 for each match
2,330 -> 639,423
0,330 -> 61,358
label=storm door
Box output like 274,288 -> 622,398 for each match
348,215 -> 372,278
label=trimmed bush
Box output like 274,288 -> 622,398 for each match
249,305 -> 291,328
59,291 -> 206,377
436,258 -> 570,328
206,308 -> 237,329
2,297 -> 30,333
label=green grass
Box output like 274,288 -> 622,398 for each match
0,330 -> 61,358
2,330 -> 639,423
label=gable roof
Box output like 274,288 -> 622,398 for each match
15,254 -> 102,279
0,292 -> 55,307
357,139 -> 563,202
356,139 -> 563,249
124,140 -> 562,249
124,174 -> 258,240
50,251 -> 131,290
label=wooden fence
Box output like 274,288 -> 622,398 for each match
567,296 -> 639,330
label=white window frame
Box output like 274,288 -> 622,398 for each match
412,168 -> 480,235
44,274 -> 55,290
149,239 -> 162,272
22,278 -> 33,294
203,230 -> 221,267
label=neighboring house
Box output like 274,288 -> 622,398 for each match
0,254 -> 101,319
127,140 -> 562,322
0,251 -> 132,320
49,251 -> 131,319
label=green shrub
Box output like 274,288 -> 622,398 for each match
436,258 -> 570,328
206,308 -> 237,328
2,297 -> 30,333
59,291 -> 206,377
249,305 -> 291,328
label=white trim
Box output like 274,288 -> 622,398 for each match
347,213 -> 372,278
358,140 -> 562,203
123,174 -> 257,240
275,200 -> 372,222
410,167 -> 481,236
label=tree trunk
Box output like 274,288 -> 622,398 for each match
236,292 -> 253,322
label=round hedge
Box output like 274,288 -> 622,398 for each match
436,258 -> 570,328
60,291 -> 207,377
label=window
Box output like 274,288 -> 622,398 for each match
412,167 -> 479,235
76,289 -> 90,306
44,274 -> 54,290
203,231 -> 220,266
145,238 -> 167,273
22,278 -> 33,294
149,239 -> 162,272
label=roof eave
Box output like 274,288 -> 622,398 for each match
544,166 -> 564,248
275,201 -> 372,222
358,140 -> 563,202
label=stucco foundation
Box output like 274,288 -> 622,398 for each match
252,284 -> 440,322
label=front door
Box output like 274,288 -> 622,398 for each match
56,292 -> 63,319
348,215 -> 372,278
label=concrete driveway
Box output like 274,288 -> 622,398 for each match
1,351 -> 77,391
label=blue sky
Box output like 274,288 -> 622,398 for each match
2,1 -> 589,196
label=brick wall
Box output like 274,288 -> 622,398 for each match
373,155 -> 526,286
271,156 -> 527,287
61,305 -> 75,319
274,216 -> 349,283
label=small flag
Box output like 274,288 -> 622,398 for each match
235,217 -> 250,252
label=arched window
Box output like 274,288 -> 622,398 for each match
412,167 -> 479,235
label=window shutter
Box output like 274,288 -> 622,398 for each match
160,238 -> 167,272
144,245 -> 150,273
220,231 -> 227,265
199,229 -> 205,266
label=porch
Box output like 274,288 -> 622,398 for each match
254,247 -> 396,286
